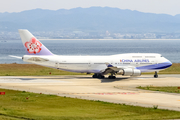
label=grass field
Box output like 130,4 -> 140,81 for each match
137,86 -> 180,93
0,88 -> 180,120
0,63 -> 180,76
0,64 -> 87,76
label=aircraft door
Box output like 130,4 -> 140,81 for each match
151,59 -> 157,64
58,60 -> 68,69
135,62 -> 139,67
55,62 -> 58,68
110,60 -> 114,65
88,61 -> 94,69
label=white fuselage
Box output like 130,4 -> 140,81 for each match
23,53 -> 172,74
17,29 -> 172,78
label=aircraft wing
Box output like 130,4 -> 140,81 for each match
101,63 -> 134,75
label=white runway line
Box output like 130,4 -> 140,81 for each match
0,78 -> 70,83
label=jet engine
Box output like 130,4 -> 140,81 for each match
117,68 -> 141,76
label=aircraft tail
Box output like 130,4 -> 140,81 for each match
19,29 -> 53,55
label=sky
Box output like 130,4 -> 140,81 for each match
0,0 -> 180,15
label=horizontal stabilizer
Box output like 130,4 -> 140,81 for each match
9,55 -> 22,59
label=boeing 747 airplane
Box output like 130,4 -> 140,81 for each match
12,29 -> 172,79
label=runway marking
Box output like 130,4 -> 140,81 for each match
95,92 -> 137,95
58,92 -> 139,95
56,91 -> 155,95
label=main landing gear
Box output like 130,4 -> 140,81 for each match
92,74 -> 105,79
92,73 -> 116,79
108,73 -> 116,79
154,71 -> 158,78
108,76 -> 116,79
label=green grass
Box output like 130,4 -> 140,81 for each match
0,64 -> 87,76
0,89 -> 180,120
0,63 -> 180,76
137,85 -> 180,93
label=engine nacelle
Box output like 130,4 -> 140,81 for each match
118,68 -> 141,76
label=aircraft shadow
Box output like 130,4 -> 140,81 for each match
19,78 -> 37,80
100,78 -> 129,83
8,76 -> 164,82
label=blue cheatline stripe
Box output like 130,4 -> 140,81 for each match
136,61 -> 172,70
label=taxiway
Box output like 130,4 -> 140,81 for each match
0,75 -> 180,111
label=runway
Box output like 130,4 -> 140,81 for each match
0,75 -> 180,111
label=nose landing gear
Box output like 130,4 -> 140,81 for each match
154,71 -> 158,78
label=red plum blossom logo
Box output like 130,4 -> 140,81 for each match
25,37 -> 42,54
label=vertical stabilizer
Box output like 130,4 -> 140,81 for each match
19,29 -> 53,55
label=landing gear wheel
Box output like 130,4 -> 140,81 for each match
154,74 -> 158,78
92,74 -> 98,78
92,74 -> 105,79
99,75 -> 105,79
154,71 -> 158,78
108,73 -> 116,79
108,76 -> 116,79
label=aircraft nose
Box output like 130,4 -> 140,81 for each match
168,61 -> 172,66
163,57 -> 172,67
160,58 -> 172,69
165,60 -> 172,68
